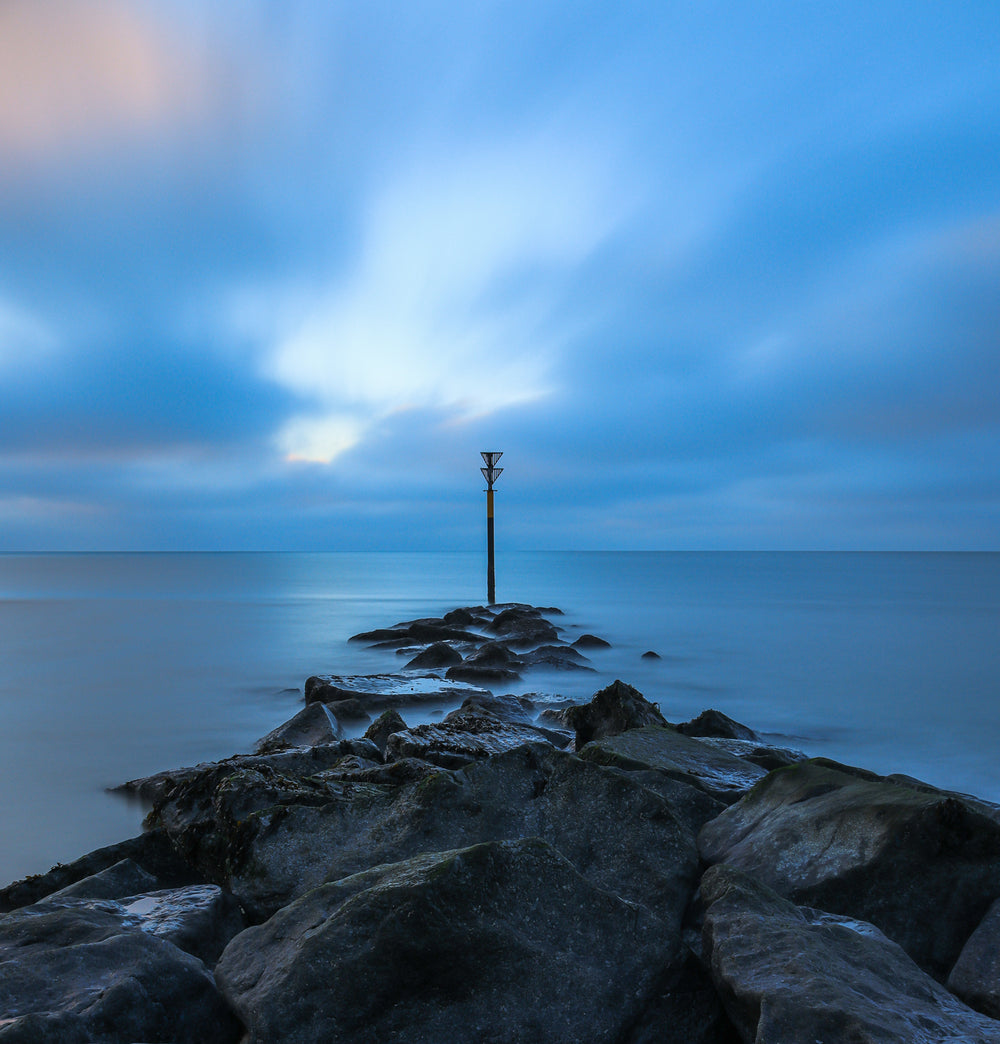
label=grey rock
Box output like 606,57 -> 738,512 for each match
642,649 -> 661,659
253,702 -> 343,754
485,607 -> 560,648
45,858 -> 159,902
565,679 -> 670,749
217,838 -> 680,1044
948,897 -> 1000,1018
519,644 -> 595,671
223,743 -> 701,923
698,758 -> 1000,978
700,863 -> 1000,1044
0,899 -> 242,1043
578,725 -> 766,804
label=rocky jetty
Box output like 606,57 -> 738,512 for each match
2,602 -> 1000,1043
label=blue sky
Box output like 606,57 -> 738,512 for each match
1,0 -> 998,550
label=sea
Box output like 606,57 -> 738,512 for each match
0,550 -> 997,887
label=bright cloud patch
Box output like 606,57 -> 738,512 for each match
264,136 -> 625,463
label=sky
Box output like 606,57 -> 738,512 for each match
1,0 -> 998,551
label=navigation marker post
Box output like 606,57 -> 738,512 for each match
481,451 -> 503,604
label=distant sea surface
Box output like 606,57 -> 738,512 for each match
1,551 -> 998,886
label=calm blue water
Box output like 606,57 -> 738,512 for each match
0,551 -> 997,885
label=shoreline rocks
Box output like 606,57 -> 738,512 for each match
3,602 -> 999,1042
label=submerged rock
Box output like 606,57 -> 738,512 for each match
572,633 -> 612,649
304,673 -> 491,712
698,758 -> 1000,977
217,838 -> 679,1044
700,864 -> 1000,1044
403,641 -> 463,669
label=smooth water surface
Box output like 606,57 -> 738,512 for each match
0,551 -> 997,885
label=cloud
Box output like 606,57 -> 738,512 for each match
261,133 -> 629,462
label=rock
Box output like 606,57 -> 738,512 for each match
217,838 -> 680,1044
519,644 -> 595,671
385,715 -> 569,769
403,641 -> 463,669
677,708 -> 760,742
363,709 -> 407,756
119,740 -> 381,806
0,898 -> 242,1043
222,743 -> 701,923
253,702 -> 344,754
572,633 -> 612,649
642,650 -> 661,659
700,863 -> 1000,1044
485,607 -> 560,648
304,673 -> 491,712
693,736 -> 808,771
565,679 -> 670,748
323,697 -> 370,722
948,897 -> 1000,1018
38,882 -> 245,967
0,829 -> 200,913
45,858 -> 159,902
446,691 -> 535,724
698,758 -> 1000,978
579,725 -> 766,805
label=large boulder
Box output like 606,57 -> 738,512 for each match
700,864 -> 1000,1044
0,897 -> 242,1042
402,641 -> 463,669
565,680 -> 670,748
578,725 -> 766,804
948,897 -> 1000,1018
485,606 -> 560,648
698,759 -> 1000,977
677,708 -> 760,742
217,838 -> 679,1044
253,702 -> 343,754
220,743 -> 701,923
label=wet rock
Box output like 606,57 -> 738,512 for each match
0,898 -> 242,1043
253,702 -> 343,754
948,897 -> 1000,1018
0,829 -> 200,913
677,708 -> 760,742
446,691 -> 535,725
217,838 -> 680,1044
363,709 -> 407,756
304,673 -> 491,712
700,863 -> 1000,1044
698,758 -> 1000,978
564,679 -> 670,749
403,641 -> 463,669
642,650 -> 661,659
385,714 -> 569,769
572,633 -> 612,649
579,725 -> 766,805
223,743 -> 701,923
693,736 -> 808,771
